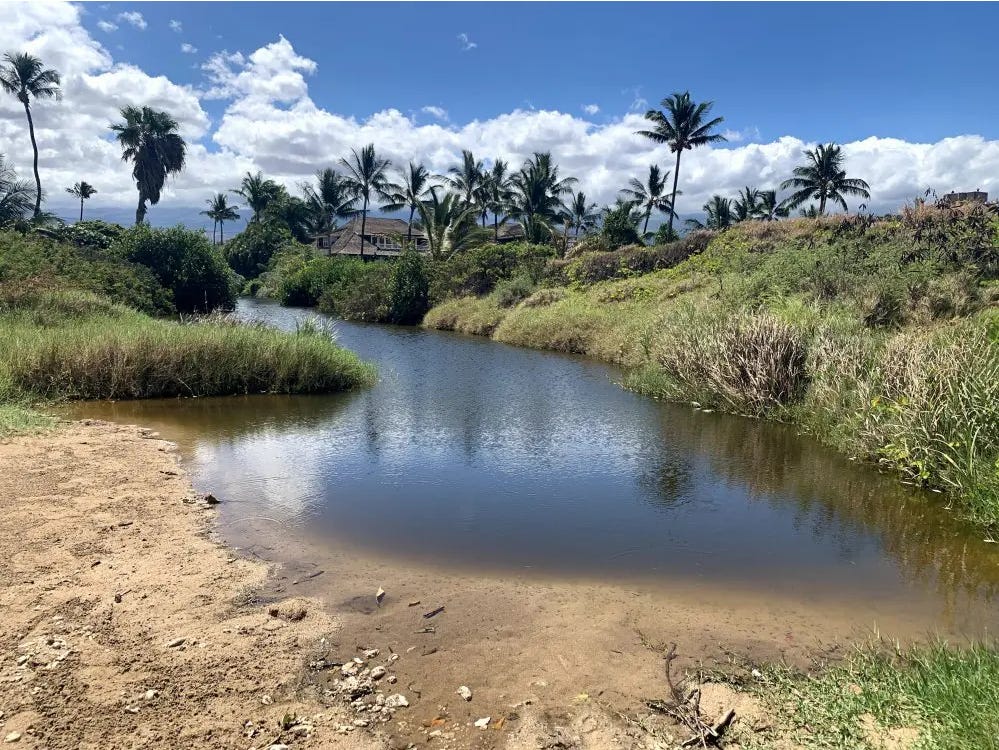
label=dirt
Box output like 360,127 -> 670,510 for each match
0,420 -> 828,749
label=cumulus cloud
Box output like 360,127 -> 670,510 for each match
169,19 -> 182,32
2,1 -> 997,226
582,104 -> 600,116
96,19 -> 117,33
180,43 -> 197,54
457,32 -> 477,51
116,11 -> 146,30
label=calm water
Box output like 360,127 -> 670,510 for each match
70,298 -> 999,631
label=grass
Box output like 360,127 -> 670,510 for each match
0,285 -> 375,433
753,640 -> 999,749
0,402 -> 55,438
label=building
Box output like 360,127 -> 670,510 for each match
318,217 -> 429,257
939,190 -> 989,206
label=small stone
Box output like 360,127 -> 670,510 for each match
457,685 -> 472,701
124,705 -> 139,714
388,653 -> 400,662
166,637 -> 185,648
143,689 -> 158,700
387,675 -> 397,684
203,493 -> 220,505
385,694 -> 409,709
261,694 -> 273,705
352,719 -> 369,728
474,717 -> 491,729
370,666 -> 387,680
4,733 -> 21,744
16,655 -> 28,666
363,648 -> 379,659
268,745 -> 289,750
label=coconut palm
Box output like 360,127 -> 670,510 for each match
340,144 -> 392,257
0,53 -> 61,218
382,162 -> 434,243
109,106 -> 186,225
232,171 -> 281,222
0,154 -> 33,226
621,164 -> 674,236
686,195 -> 733,230
780,143 -> 871,214
563,190 -> 599,238
732,186 -> 761,222
66,181 -> 97,222
637,91 -> 726,234
301,167 -> 357,249
200,192 -> 239,244
507,152 -> 577,244
446,149 -> 485,210
416,187 -> 484,260
754,190 -> 790,221
482,160 -> 514,241
263,189 -> 313,244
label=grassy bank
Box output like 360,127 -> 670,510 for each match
424,207 -> 999,528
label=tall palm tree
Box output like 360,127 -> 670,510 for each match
637,91 -> 726,234
563,190 -> 599,238
754,190 -> 790,221
446,149 -> 485,210
109,106 -> 186,225
620,164 -> 673,236
686,195 -> 733,230
200,192 -> 239,244
302,167 -> 357,249
340,144 -> 392,257
0,53 -> 62,217
780,143 -> 871,214
507,152 -> 577,243
482,160 -> 514,241
416,187 -> 483,260
232,171 -> 281,222
381,162 -> 433,243
732,186 -> 760,222
0,154 -> 33,226
66,181 -> 97,222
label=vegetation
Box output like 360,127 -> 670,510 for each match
200,192 -> 239,245
0,154 -> 33,225
340,144 -> 392,256
66,181 -> 97,222
781,143 -> 872,214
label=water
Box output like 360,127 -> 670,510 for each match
69,298 -> 999,633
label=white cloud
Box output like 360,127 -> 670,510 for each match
2,1 -> 998,226
582,104 -> 600,116
169,19 -> 182,33
180,43 -> 197,54
457,32 -> 477,51
116,11 -> 146,30
421,105 -> 448,122
96,20 -> 117,33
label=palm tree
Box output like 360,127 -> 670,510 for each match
382,162 -> 434,243
340,144 -> 392,257
621,164 -> 674,236
686,195 -> 733,230
754,190 -> 790,221
732,186 -> 760,222
302,167 -> 357,249
780,143 -> 871,214
65,181 -> 97,222
446,149 -> 485,210
482,160 -> 514,241
109,106 -> 186,225
200,192 -> 239,245
0,53 -> 62,218
0,154 -> 33,226
637,91 -> 726,235
232,171 -> 281,222
507,152 -> 577,244
563,190 -> 599,238
416,187 -> 484,260
264,190 -> 313,243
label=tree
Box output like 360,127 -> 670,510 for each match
389,249 -> 430,325
686,195 -> 733,230
482,160 -> 514,241
621,164 -> 673,236
0,53 -> 61,218
109,106 -> 186,225
340,144 -> 392,257
66,181 -> 97,222
563,191 -> 599,238
446,149 -> 484,210
780,143 -> 871,214
0,154 -> 33,226
637,91 -> 726,234
232,171 -> 281,222
416,187 -> 483,260
200,192 -> 239,245
263,190 -> 312,244
382,162 -> 433,243
303,167 -> 357,249
754,190 -> 790,221
507,152 -> 576,244
732,186 -> 760,222
600,198 -> 643,248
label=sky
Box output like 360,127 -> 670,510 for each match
2,1 -> 998,232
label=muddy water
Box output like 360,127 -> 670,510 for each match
69,298 -> 999,637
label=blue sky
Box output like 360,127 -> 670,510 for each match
3,2 -> 999,229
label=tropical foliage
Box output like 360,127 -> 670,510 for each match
110,106 -> 186,225
780,143 -> 872,214
66,181 -> 97,222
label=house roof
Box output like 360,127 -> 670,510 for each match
329,216 -> 428,256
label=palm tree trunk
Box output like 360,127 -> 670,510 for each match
360,197 -> 368,258
642,207 -> 651,236
135,192 -> 146,225
220,221 -> 225,244
407,205 -> 414,244
494,215 -> 499,242
79,197 -> 84,222
22,100 -> 42,218
819,194 -> 826,215
213,221 -> 218,245
668,150 -> 682,233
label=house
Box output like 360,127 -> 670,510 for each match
939,190 -> 988,206
319,217 -> 430,257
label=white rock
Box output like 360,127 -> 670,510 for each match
363,648 -> 379,659
352,719 -> 369,727
3,733 -> 21,744
166,637 -> 185,648
457,685 -> 473,701
385,693 -> 409,708
370,666 -> 387,680
387,675 -> 397,684
388,653 -> 399,662
143,689 -> 158,700
474,717 -> 491,729
261,694 -> 273,705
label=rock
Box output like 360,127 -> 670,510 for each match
353,719 -> 369,728
268,745 -> 289,750
15,655 -> 28,666
474,717 -> 491,729
387,675 -> 397,684
203,493 -> 220,505
388,653 -> 399,662
363,648 -> 380,659
375,587 -> 386,606
143,689 -> 158,700
385,694 -> 409,709
370,666 -> 387,680
457,685 -> 473,702
261,694 -> 273,705
166,637 -> 186,648
3,733 -> 21,743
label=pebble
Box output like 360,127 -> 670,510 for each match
474,717 -> 491,729
387,675 -> 397,684
3,733 -> 20,744
143,689 -> 158,700
457,685 -> 473,702
261,694 -> 273,705
268,745 -> 289,750
353,719 -> 369,728
385,694 -> 409,709
166,637 -> 185,648
370,666 -> 387,680
363,648 -> 379,658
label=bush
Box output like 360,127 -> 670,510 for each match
277,254 -> 363,307
317,261 -> 393,322
224,222 -> 297,279
492,273 -> 536,308
55,220 -> 127,250
112,225 -> 237,314
389,251 -> 430,324
600,204 -> 641,249
520,287 -> 567,308
564,232 -> 711,285
428,242 -> 554,302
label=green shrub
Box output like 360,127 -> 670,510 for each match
317,261 -> 393,322
389,251 -> 430,324
564,232 -> 711,285
278,254 -> 363,307
428,242 -> 554,302
225,222 -> 298,279
55,220 -> 126,250
492,273 -> 536,308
